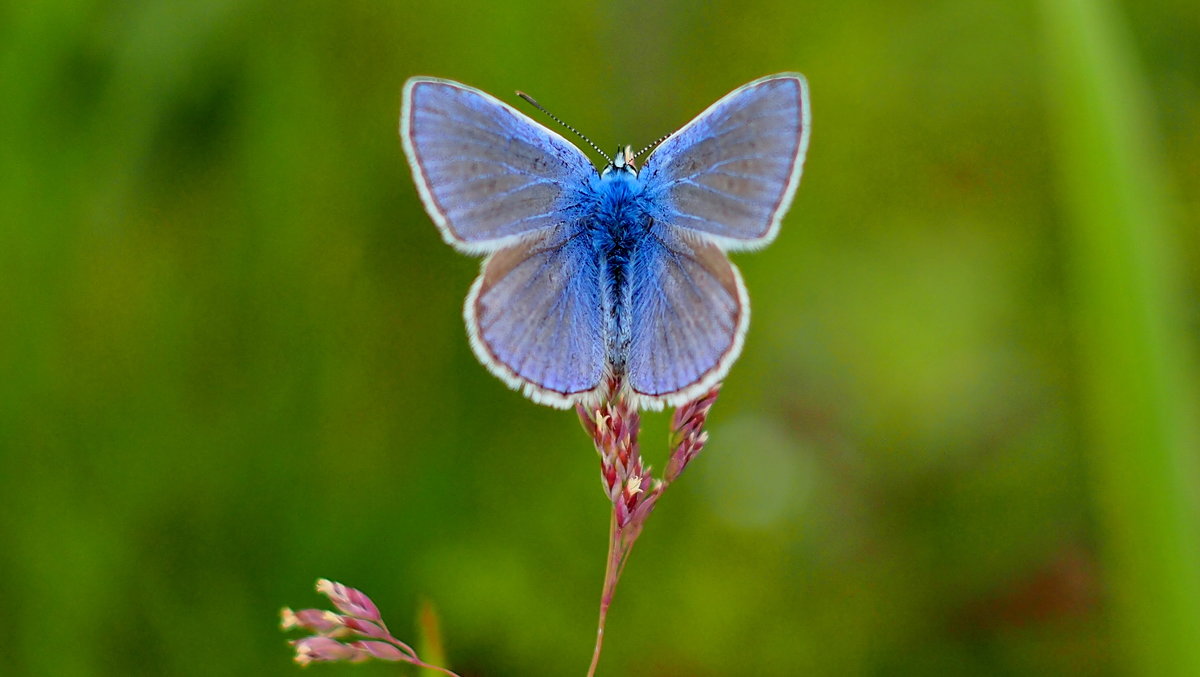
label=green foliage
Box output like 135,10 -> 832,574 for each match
1,1 -> 1196,674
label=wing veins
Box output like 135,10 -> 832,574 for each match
674,178 -> 767,208
665,153 -> 791,185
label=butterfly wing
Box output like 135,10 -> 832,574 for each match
401,77 -> 596,253
623,74 -> 809,405
624,223 -> 747,408
639,74 -> 810,250
466,224 -> 605,407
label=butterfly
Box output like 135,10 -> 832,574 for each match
400,74 -> 810,410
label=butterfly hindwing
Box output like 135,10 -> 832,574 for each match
466,224 -> 606,407
402,78 -> 595,253
625,223 -> 747,406
640,74 -> 810,249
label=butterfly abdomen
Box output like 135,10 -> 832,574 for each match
584,171 -> 653,378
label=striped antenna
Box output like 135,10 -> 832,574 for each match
633,131 -> 672,160
516,91 -> 612,164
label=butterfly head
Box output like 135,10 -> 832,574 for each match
602,145 -> 637,178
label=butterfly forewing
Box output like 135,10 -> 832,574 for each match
467,225 -> 606,406
402,78 -> 595,252
640,74 -> 809,249
625,225 -> 746,405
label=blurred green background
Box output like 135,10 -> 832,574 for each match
2,0 -> 1198,675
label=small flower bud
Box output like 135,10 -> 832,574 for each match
291,636 -> 358,665
339,614 -> 391,641
280,607 -> 341,633
316,579 -> 381,623
349,640 -> 408,662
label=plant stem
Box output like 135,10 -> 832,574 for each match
587,513 -> 621,677
410,659 -> 461,677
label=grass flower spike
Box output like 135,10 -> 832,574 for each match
282,579 -> 460,675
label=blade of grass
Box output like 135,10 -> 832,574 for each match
1039,1 -> 1200,674
416,598 -> 449,676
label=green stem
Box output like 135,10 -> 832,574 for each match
1040,1 -> 1200,674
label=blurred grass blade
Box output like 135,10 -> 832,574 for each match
416,598 -> 449,675
1040,0 -> 1200,674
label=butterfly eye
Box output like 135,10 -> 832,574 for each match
608,146 -> 637,175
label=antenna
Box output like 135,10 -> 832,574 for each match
632,131 -> 672,160
516,91 -> 611,164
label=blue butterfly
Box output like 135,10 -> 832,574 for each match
400,74 -> 810,409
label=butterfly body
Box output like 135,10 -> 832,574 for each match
401,75 -> 810,409
585,158 -> 648,369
